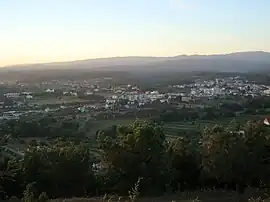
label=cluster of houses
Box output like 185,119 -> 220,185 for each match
3,77 -> 270,120
103,90 -> 185,109
173,77 -> 269,98
4,92 -> 33,99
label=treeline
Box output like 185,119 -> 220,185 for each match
154,96 -> 270,123
155,106 -> 236,123
0,117 -> 84,139
1,120 -> 270,199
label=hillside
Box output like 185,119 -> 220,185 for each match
1,51 -> 270,73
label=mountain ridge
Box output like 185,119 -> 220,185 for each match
3,51 -> 269,67
2,51 -> 270,73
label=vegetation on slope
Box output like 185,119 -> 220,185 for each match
1,119 -> 270,202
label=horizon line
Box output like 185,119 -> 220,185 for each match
2,50 -> 269,68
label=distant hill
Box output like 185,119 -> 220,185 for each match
2,51 -> 270,73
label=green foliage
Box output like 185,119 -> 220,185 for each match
2,119 -> 270,200
97,120 -> 168,194
167,137 -> 201,191
201,121 -> 270,191
22,183 -> 36,202
38,192 -> 49,202
0,117 -> 84,138
128,177 -> 142,202
8,143 -> 95,198
22,183 -> 49,202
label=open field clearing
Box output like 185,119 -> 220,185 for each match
88,114 -> 267,138
29,96 -> 89,105
163,114 -> 266,136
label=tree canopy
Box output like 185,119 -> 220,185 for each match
1,119 -> 270,199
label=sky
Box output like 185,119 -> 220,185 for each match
0,0 -> 269,66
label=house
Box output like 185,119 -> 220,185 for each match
182,96 -> 192,102
264,118 -> 270,125
78,106 -> 88,113
45,89 -> 55,93
26,95 -> 33,99
160,99 -> 167,103
85,91 -> 93,96
21,92 -> 33,96
1,111 -> 22,120
112,95 -> 118,99
4,92 -> 20,98
70,92 -> 78,96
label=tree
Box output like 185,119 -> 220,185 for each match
167,137 -> 200,191
0,117 -> 85,139
200,121 -> 270,195
3,97 -> 14,107
8,142 -> 96,198
97,120 -> 168,194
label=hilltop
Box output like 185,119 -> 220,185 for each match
2,51 -> 270,73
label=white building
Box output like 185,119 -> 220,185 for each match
112,95 -> 118,99
85,91 -> 93,96
70,92 -> 78,96
26,95 -> 33,99
182,96 -> 192,102
45,89 -> 55,93
4,93 -> 20,98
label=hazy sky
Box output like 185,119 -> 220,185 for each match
0,0 -> 269,66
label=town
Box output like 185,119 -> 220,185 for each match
1,76 -> 270,121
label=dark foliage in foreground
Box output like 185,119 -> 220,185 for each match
1,120 -> 270,199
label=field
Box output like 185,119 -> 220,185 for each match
164,114 -> 266,136
29,96 -> 89,105
89,114 -> 266,138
